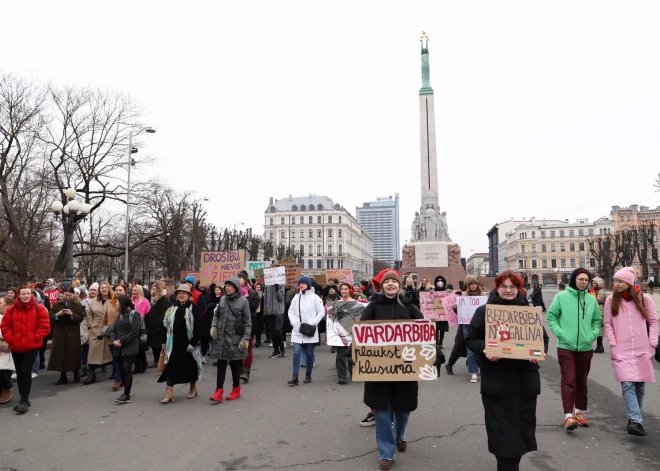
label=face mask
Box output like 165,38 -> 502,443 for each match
436,282 -> 444,289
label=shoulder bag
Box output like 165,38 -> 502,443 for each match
298,295 -> 317,337
157,345 -> 166,372
224,298 -> 245,336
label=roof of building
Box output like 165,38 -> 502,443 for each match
265,195 -> 346,213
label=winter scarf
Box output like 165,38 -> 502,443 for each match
163,302 -> 202,380
619,284 -> 641,302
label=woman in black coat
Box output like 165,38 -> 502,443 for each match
465,271 -> 549,471
360,270 -> 423,471
402,276 -> 419,308
110,295 -> 142,404
146,281 -> 170,367
433,275 -> 449,348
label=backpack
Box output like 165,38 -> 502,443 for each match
129,311 -> 148,346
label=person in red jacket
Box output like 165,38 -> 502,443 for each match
0,286 -> 50,414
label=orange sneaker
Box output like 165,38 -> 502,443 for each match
565,416 -> 578,431
574,412 -> 589,427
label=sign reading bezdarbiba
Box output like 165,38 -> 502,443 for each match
351,319 -> 438,381
485,305 -> 545,360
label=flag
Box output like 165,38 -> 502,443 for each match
502,348 -> 512,354
487,342 -> 498,348
529,350 -> 542,357
515,344 -> 525,349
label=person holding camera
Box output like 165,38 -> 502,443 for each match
209,277 -> 252,402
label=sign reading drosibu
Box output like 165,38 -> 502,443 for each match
263,267 -> 286,286
351,319 -> 438,381
457,296 -> 488,325
200,250 -> 245,286
485,305 -> 545,361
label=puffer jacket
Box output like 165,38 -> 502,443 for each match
210,280 -> 252,361
288,288 -> 325,344
0,296 -> 51,353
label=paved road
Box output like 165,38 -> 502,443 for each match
2,291 -> 660,471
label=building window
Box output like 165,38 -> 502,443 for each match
269,231 -> 274,240
317,229 -> 322,237
521,245 -> 526,253
269,217 -> 273,225
532,244 -> 537,253
542,259 -> 547,268
317,216 -> 322,223
551,259 -> 557,268
291,216 -> 296,224
291,231 -> 295,238
560,242 -> 565,252
589,258 -> 596,267
317,244 -> 322,256
579,229 -> 584,236
317,204 -> 323,210
519,260 -> 524,269
551,243 -> 556,252
281,217 -> 285,224
309,230 -> 313,238
531,231 -> 535,238
569,230 -> 574,236
580,257 -> 586,267
291,205 -> 298,211
550,231 -> 555,238
338,244 -> 343,255
541,231 -> 546,238
532,260 -> 537,269
300,204 -> 306,211
588,241 -> 594,251
560,230 -> 565,237
541,244 -> 547,252
339,216 -> 342,224
308,259 -> 313,269
588,229 -> 594,236
570,258 -> 576,268
579,242 -> 585,251
338,229 -> 342,238
280,230 -> 285,238
308,216 -> 313,224
328,229 -> 333,237
308,244 -> 313,255
300,244 -> 304,255
328,244 -> 333,256
316,259 -> 322,269
299,217 -> 303,225
569,242 -> 575,251
561,258 -> 566,268
309,204 -> 315,211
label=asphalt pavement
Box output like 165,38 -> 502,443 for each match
2,290 -> 660,471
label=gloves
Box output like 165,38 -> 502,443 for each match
238,339 -> 249,352
210,327 -> 218,340
186,344 -> 194,353
274,284 -> 280,291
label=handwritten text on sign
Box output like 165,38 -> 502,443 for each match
457,296 -> 488,325
485,305 -> 545,361
264,267 -> 286,286
440,294 -> 458,327
352,320 -> 437,381
419,291 -> 446,321
200,250 -> 245,287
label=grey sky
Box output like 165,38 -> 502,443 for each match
2,1 -> 659,261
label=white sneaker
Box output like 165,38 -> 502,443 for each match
269,342 -> 273,347
11,373 -> 17,381
470,374 -> 478,383
31,372 -> 38,379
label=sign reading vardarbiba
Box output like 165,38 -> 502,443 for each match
351,319 -> 438,381
485,305 -> 545,361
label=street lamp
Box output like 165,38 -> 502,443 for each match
234,222 -> 245,231
125,126 -> 156,283
50,187 -> 91,289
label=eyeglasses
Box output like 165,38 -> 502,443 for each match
500,285 -> 518,291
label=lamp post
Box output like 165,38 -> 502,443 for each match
191,198 -> 208,271
50,188 -> 91,289
234,222 -> 245,232
124,126 -> 156,283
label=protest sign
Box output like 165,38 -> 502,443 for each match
199,250 -> 245,287
325,269 -> 354,286
457,296 -> 488,325
45,289 -> 61,305
351,319 -> 438,381
485,305 -> 545,360
326,301 -> 366,347
419,291 -> 447,321
285,264 -> 302,287
313,274 -> 327,287
440,294 -> 459,327
264,267 -> 286,286
246,260 -> 272,278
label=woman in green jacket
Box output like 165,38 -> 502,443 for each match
547,268 -> 602,432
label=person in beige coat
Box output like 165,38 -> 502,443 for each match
100,283 -> 123,391
84,282 -> 114,385
590,277 -> 607,353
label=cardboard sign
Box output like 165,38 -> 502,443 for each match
199,250 -> 245,287
351,319 -> 438,381
326,301 -> 366,347
313,274 -> 327,288
419,291 -> 447,321
245,260 -> 272,278
485,305 -> 545,361
264,267 -> 286,286
440,294 -> 459,327
457,296 -> 488,325
325,269 -> 354,286
179,271 -> 200,282
285,264 -> 302,287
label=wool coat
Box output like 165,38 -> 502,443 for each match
85,298 -> 113,366
288,289 -> 325,344
100,300 -> 120,346
158,300 -> 202,385
465,292 -> 549,460
360,293 -> 424,412
147,295 -> 170,351
210,290 -> 252,361
48,299 -> 85,372
603,294 -> 658,383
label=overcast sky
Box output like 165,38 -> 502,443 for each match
2,1 -> 659,260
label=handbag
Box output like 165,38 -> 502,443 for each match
157,345 -> 166,372
100,325 -> 112,338
298,295 -> 317,337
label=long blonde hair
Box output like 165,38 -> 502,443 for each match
153,280 -> 165,301
96,281 -> 115,303
132,284 -> 144,300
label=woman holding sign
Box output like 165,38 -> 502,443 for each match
360,270 -> 425,471
465,270 -> 549,471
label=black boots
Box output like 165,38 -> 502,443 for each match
55,372 -> 68,385
287,375 -> 299,386
240,367 -> 250,383
445,363 -> 454,375
594,337 -> 605,354
14,396 -> 29,414
303,374 -> 312,384
83,370 -> 97,385
73,370 -> 80,383
80,366 -> 89,378
627,420 -> 646,436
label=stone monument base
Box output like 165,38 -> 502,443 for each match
401,241 -> 466,288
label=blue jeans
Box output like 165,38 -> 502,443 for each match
31,351 -> 40,374
621,381 -> 645,424
462,325 -> 479,374
375,401 -> 410,460
108,345 -> 122,382
292,343 -> 315,376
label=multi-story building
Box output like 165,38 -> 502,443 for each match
263,195 -> 374,280
504,217 -> 615,287
611,204 -> 660,281
466,253 -> 490,276
356,194 -> 400,268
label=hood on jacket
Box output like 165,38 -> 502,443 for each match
372,269 -> 400,292
15,295 -> 37,310
569,268 -> 591,290
592,277 -> 605,290
434,275 -> 447,291
224,277 -> 241,296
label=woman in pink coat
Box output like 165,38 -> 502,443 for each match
603,267 -> 658,437
131,285 -> 151,373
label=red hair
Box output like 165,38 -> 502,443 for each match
17,285 -> 32,294
494,271 -> 524,291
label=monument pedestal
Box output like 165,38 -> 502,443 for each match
401,241 -> 466,287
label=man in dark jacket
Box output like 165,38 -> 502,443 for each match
237,270 -> 260,382
264,282 -> 286,360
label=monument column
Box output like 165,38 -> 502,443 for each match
419,31 -> 439,211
